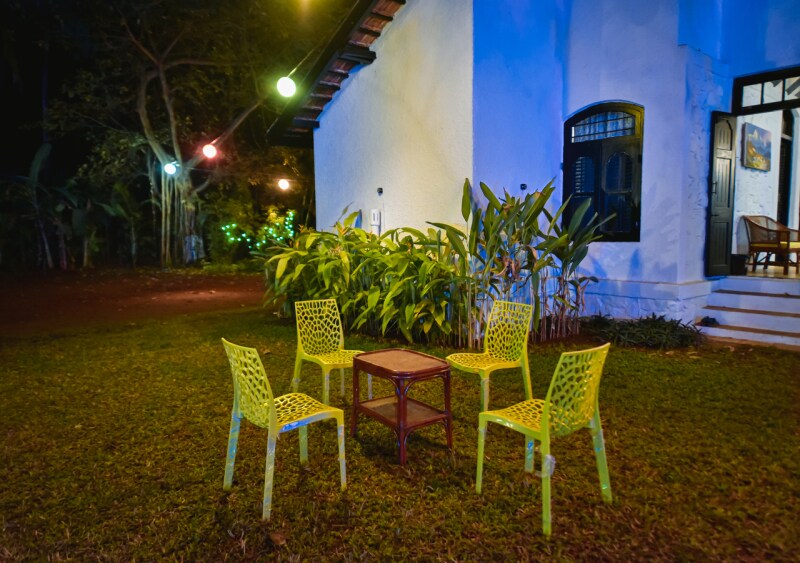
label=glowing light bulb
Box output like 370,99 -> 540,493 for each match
278,178 -> 290,191
277,77 -> 296,97
202,144 -> 217,159
164,162 -> 178,175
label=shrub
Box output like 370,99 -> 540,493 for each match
582,314 -> 705,349
263,180 -> 607,349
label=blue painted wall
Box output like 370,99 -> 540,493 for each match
472,0 -> 568,196
725,0 -> 800,76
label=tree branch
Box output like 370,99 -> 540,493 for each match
162,28 -> 187,59
123,20 -> 158,65
136,69 -> 171,164
157,65 -> 183,167
163,58 -> 225,69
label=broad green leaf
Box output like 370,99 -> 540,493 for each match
568,197 -> 592,234
461,178 -> 472,222
276,257 -> 289,279
367,285 -> 380,309
479,182 -> 502,210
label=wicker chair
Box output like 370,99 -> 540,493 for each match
742,215 -> 800,275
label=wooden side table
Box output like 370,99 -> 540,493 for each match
351,349 -> 453,465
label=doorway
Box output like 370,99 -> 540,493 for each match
706,66 -> 800,277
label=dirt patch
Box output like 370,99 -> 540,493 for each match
0,269 -> 266,336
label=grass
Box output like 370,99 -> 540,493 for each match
1,307 -> 798,560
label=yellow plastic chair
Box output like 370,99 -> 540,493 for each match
446,300 -> 533,411
476,343 -> 612,536
294,299 -> 367,405
221,338 -> 346,520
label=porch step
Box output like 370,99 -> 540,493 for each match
699,277 -> 800,348
707,290 -> 800,314
702,305 -> 800,332
717,276 -> 800,296
699,324 -> 800,348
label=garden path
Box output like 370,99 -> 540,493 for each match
0,269 -> 264,336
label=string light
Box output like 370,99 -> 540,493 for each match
220,211 -> 296,251
277,77 -> 296,97
202,144 -> 218,159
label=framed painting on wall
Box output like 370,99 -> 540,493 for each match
742,122 -> 771,171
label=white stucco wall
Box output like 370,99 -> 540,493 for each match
732,111 -> 783,252
310,0 -> 799,324
565,0 -> 686,287
561,0 -> 715,321
472,0 -> 566,196
679,48 -> 730,283
313,0 -> 473,233
562,0 -> 799,322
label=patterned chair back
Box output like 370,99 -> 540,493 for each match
544,343 -> 610,437
221,338 -> 276,430
295,299 -> 344,356
484,301 -> 533,361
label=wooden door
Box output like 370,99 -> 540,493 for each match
706,113 -> 736,277
777,111 -> 793,226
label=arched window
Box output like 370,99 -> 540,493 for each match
563,102 -> 643,241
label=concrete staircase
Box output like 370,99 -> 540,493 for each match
697,277 -> 800,348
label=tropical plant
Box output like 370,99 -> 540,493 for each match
265,180 -> 602,348
430,179 -> 566,347
95,182 -> 142,267
265,210 -> 366,319
535,197 -> 611,341
8,144 -> 81,271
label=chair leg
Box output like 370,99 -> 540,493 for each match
262,433 -> 278,520
336,419 -> 347,490
322,369 -> 331,405
223,412 -> 241,490
476,418 -> 488,493
521,355 -> 532,401
479,373 -> 490,412
591,412 -> 613,503
540,439 -> 552,536
339,368 -> 345,398
292,354 -> 303,393
525,437 -> 535,473
299,426 -> 308,464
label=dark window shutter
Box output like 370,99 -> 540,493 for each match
563,102 -> 643,241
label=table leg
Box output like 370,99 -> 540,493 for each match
397,379 -> 408,466
444,369 -> 453,450
351,365 -> 360,438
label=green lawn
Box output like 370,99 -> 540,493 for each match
1,307 -> 798,560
